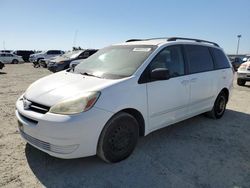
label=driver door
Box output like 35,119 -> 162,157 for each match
146,45 -> 190,131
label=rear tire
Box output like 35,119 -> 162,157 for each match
97,112 -> 139,163
237,78 -> 246,86
206,92 -> 227,119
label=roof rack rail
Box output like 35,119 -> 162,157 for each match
126,38 -> 167,42
167,37 -> 219,47
126,39 -> 144,42
126,37 -> 219,47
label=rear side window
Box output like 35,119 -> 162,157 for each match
185,45 -> 214,74
211,48 -> 230,69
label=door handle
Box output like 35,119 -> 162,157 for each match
190,78 -> 198,82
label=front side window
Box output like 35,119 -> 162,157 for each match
149,45 -> 185,78
75,45 -> 156,79
185,45 -> 214,74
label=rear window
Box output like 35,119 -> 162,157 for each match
48,50 -> 61,55
211,48 -> 230,69
185,45 -> 214,74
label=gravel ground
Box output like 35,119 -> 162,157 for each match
0,64 -> 250,188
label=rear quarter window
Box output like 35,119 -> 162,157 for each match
210,48 -> 230,69
185,45 -> 214,74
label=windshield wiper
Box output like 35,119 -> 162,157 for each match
66,67 -> 75,72
80,72 -> 101,78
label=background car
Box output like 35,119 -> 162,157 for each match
0,61 -> 4,69
13,50 -> 34,62
29,50 -> 64,66
0,50 -> 13,53
237,60 -> 250,86
47,49 -> 97,72
0,53 -> 24,64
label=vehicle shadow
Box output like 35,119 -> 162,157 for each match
25,109 -> 250,188
0,72 -> 7,75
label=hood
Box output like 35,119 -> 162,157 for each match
24,71 -> 122,106
32,52 -> 45,57
51,55 -> 71,63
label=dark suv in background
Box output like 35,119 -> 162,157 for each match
13,50 -> 34,62
229,57 -> 243,71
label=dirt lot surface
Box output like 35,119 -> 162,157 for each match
0,64 -> 250,188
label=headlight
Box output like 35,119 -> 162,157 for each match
49,91 -> 101,115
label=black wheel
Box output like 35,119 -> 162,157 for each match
237,78 -> 246,86
206,92 -> 227,119
12,59 -> 18,64
97,112 -> 139,163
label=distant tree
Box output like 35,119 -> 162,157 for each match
72,46 -> 82,51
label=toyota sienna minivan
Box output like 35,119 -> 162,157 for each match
16,37 -> 234,163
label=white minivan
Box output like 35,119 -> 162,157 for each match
16,37 -> 234,163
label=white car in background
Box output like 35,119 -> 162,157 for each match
29,50 -> 64,64
0,53 -> 24,64
237,60 -> 250,86
16,37 -> 233,163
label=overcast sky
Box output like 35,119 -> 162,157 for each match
0,0 -> 249,54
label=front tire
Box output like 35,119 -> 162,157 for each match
12,59 -> 18,64
237,78 -> 246,86
97,112 -> 139,163
206,92 -> 227,119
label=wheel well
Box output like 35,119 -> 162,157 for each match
220,88 -> 229,102
121,108 -> 145,137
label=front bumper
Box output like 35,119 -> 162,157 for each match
29,57 -> 37,63
237,70 -> 250,81
16,98 -> 114,159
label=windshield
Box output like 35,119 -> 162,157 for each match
63,51 -> 83,59
75,45 -> 156,79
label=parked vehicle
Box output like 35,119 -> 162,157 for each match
0,53 -> 24,64
0,61 -> 4,69
0,50 -> 13,53
16,37 -> 233,163
47,49 -> 97,72
29,50 -> 64,67
229,57 -> 243,71
69,59 -> 82,69
38,56 -> 58,68
13,50 -> 34,62
237,60 -> 250,86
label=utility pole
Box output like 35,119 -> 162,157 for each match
73,29 -> 78,48
236,35 -> 241,55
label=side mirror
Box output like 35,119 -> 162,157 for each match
150,68 -> 170,81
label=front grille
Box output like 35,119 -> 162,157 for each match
29,102 -> 50,114
21,130 -> 50,151
20,130 -> 79,154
